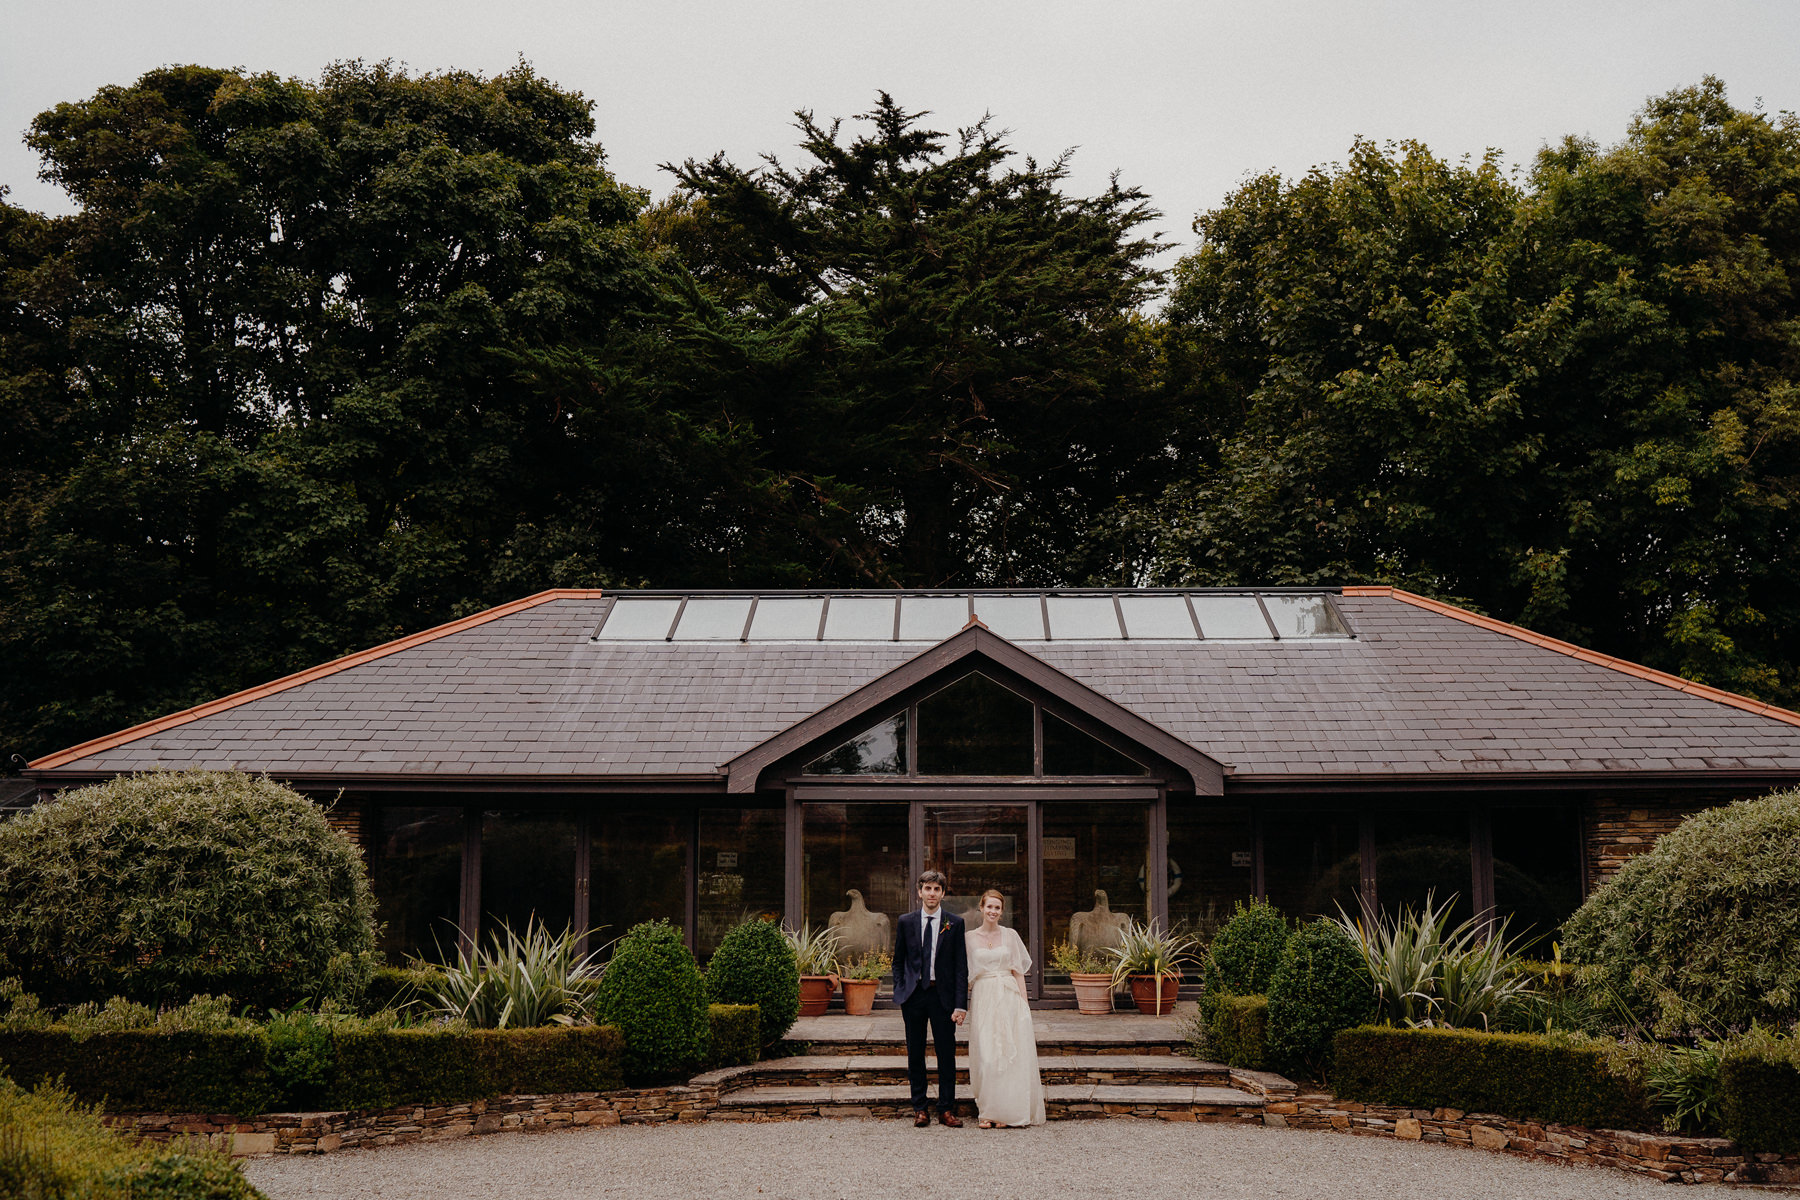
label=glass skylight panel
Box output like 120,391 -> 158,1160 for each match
822,596 -> 897,640
899,595 -> 969,640
746,596 -> 825,640
595,597 -> 683,640
1263,594 -> 1349,638
1119,594 -> 1199,639
973,594 -> 1047,640
1190,595 -> 1274,639
1046,595 -> 1123,639
671,596 -> 754,640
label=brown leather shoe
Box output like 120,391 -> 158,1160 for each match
913,1110 -> 931,1128
938,1112 -> 964,1127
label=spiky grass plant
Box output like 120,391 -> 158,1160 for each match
1106,919 -> 1200,988
424,917 -> 604,1028
1335,892 -> 1535,1030
781,923 -> 842,975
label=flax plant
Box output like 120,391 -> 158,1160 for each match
1335,892 -> 1534,1030
781,924 -> 843,976
425,918 -> 605,1029
1106,920 -> 1200,988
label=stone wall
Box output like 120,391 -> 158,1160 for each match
1581,791 -> 1735,887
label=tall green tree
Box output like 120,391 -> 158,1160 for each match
0,61 -> 662,762
1140,78 -> 1800,703
638,95 -> 1168,586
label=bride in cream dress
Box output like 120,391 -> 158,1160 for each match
964,889 -> 1046,1127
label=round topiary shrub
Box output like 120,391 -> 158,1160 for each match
1561,789 -> 1800,1035
1266,918 -> 1374,1079
0,769 -> 376,1011
594,919 -> 711,1083
705,916 -> 799,1048
1206,899 -> 1289,994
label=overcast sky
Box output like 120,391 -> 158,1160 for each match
5,0 -> 1798,271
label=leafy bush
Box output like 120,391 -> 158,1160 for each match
1205,901 -> 1287,994
1205,993 -> 1269,1069
1645,1041 -> 1723,1134
422,918 -> 602,1028
1336,893 -> 1534,1029
1561,789 -> 1800,1035
1718,1027 -> 1800,1152
0,770 -> 377,1012
594,920 -> 711,1084
361,966 -> 448,1016
705,918 -> 799,1047
1266,919 -> 1374,1078
708,1004 -> 760,1067
0,1076 -> 267,1199
1333,1025 -> 1655,1129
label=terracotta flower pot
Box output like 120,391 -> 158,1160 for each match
798,974 -> 837,1017
840,977 -> 879,1016
1129,973 -> 1179,1016
1069,972 -> 1115,1015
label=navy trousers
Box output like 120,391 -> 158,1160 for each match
901,987 -> 958,1113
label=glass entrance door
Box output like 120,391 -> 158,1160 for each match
921,803 -> 1033,997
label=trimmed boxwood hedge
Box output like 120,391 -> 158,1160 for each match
0,1025 -> 623,1115
1206,993 -> 1269,1069
1719,1036 -> 1800,1153
1333,1026 -> 1654,1129
707,1004 -> 760,1068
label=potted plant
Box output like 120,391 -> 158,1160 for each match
837,950 -> 891,1016
1051,939 -> 1116,1015
784,923 -> 842,1017
1107,920 -> 1198,1016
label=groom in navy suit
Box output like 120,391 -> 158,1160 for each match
892,869 -> 969,1127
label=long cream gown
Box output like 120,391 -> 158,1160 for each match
964,926 -> 1046,1126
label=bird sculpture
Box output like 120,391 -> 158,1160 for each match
827,889 -> 891,960
1068,889 -> 1131,955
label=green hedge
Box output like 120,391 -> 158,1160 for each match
707,1004 -> 760,1068
1719,1036 -> 1800,1153
0,1024 -> 623,1115
1207,993 -> 1269,1069
1333,1026 -> 1654,1129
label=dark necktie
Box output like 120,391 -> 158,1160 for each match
923,915 -> 935,982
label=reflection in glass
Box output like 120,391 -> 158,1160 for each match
899,595 -> 968,640
1263,595 -> 1348,638
1041,802 -> 1147,986
1046,595 -> 1123,639
1119,594 -> 1199,639
697,808 -> 785,961
481,809 -> 577,941
747,597 -> 825,640
1190,596 -> 1273,639
1261,808 -> 1360,921
916,673 -> 1034,775
804,803 -> 909,988
1373,809 -> 1472,926
1166,803 -> 1254,940
595,598 -> 682,640
592,811 -> 688,960
1042,713 -> 1146,776
822,596 -> 896,640
804,713 -> 908,775
976,595 -> 1048,640
924,805 -> 1029,940
672,597 -> 754,640
1492,806 -> 1582,952
374,806 -> 463,963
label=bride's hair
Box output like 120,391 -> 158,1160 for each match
979,888 -> 1005,906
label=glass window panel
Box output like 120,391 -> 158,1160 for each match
746,596 -> 824,640
916,673 -> 1034,775
1263,594 -> 1348,638
1046,595 -> 1123,639
899,595 -> 969,640
822,596 -> 896,640
803,802 -> 910,989
671,597 -> 754,640
1042,801 -> 1148,987
481,809 -> 577,942
1376,808 -> 1473,927
1119,594 -> 1199,639
374,806 -> 462,963
924,804 -> 1029,940
595,598 -> 682,640
1261,808 -> 1360,922
1042,712 -> 1147,775
975,595 -> 1047,640
1166,803 -> 1254,941
1191,595 -> 1273,639
803,713 -> 908,775
697,808 -> 785,962
591,810 -> 689,960
1492,806 -> 1583,954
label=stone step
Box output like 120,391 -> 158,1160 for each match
716,1082 -> 1266,1123
791,1035 -> 1188,1058
721,1054 -> 1231,1089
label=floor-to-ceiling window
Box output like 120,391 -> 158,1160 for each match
373,806 -> 463,963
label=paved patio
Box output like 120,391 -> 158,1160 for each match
786,1001 -> 1196,1049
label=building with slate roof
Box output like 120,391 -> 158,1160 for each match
26,586 -> 1800,1000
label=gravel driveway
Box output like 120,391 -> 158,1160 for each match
242,1118 -> 1752,1199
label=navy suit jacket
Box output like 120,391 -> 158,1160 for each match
892,907 -> 969,1010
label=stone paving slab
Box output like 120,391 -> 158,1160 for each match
749,1054 -> 1228,1076
787,1004 -> 1196,1048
